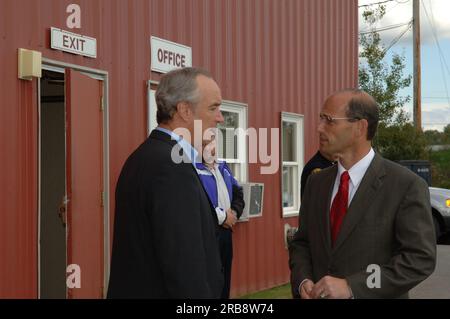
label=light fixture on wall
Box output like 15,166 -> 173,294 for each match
18,48 -> 42,81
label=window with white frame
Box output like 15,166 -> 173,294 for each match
148,88 -> 157,135
217,101 -> 248,183
281,113 -> 304,217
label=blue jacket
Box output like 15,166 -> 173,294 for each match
195,162 -> 240,208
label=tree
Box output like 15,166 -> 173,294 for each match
359,5 -> 428,160
424,129 -> 445,145
377,123 -> 428,161
444,124 -> 450,144
444,124 -> 450,135
359,6 -> 411,126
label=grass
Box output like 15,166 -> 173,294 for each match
430,149 -> 450,189
238,283 -> 292,299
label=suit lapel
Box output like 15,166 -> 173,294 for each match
317,165 -> 338,256
332,154 -> 386,252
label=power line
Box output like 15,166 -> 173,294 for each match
359,0 -> 411,33
421,0 -> 450,108
428,0 -> 450,78
359,21 -> 412,35
383,21 -> 413,54
359,0 -> 396,8
359,0 -> 410,8
423,1 -> 450,78
423,97 -> 450,100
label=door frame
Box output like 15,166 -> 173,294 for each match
37,58 -> 110,298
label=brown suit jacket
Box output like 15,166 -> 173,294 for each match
289,153 -> 436,298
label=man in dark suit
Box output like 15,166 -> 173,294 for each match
107,67 -> 225,298
289,89 -> 436,299
300,150 -> 336,200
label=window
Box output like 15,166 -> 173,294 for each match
148,88 -> 157,135
217,101 -> 248,182
281,112 -> 304,217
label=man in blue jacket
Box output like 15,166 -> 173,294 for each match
196,137 -> 245,298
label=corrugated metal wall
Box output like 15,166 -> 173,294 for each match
0,0 -> 358,297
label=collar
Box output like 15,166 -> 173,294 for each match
337,148 -> 375,188
155,127 -> 199,166
195,160 -> 224,171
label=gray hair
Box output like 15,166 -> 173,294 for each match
155,67 -> 213,124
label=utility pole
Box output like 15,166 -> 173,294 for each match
413,0 -> 422,130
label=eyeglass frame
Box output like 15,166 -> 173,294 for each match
319,113 -> 362,125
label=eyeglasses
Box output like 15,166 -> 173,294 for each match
319,113 -> 361,125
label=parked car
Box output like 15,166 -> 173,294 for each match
396,161 -> 450,241
430,187 -> 450,240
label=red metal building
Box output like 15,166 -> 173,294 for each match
0,0 -> 358,298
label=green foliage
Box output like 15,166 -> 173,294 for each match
424,130 -> 446,145
444,124 -> 450,143
374,123 -> 429,161
430,149 -> 450,189
444,124 -> 450,135
424,125 -> 450,145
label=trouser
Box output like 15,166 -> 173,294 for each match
219,227 -> 233,299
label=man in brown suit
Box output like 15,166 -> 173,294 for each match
289,89 -> 436,299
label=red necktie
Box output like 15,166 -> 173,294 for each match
330,171 -> 350,245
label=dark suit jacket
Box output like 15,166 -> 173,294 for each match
300,151 -> 335,199
231,184 -> 245,219
107,129 -> 224,298
289,153 -> 436,298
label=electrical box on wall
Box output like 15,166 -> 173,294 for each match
239,183 -> 264,221
18,48 -> 42,80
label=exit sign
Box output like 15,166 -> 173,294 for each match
50,27 -> 97,58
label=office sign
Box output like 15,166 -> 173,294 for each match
151,36 -> 192,73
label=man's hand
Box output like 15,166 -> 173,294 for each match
310,276 -> 352,299
300,279 -> 314,299
222,209 -> 237,229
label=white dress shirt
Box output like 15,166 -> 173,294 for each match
208,164 -> 231,225
330,148 -> 375,208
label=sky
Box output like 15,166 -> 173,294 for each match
359,0 -> 450,131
